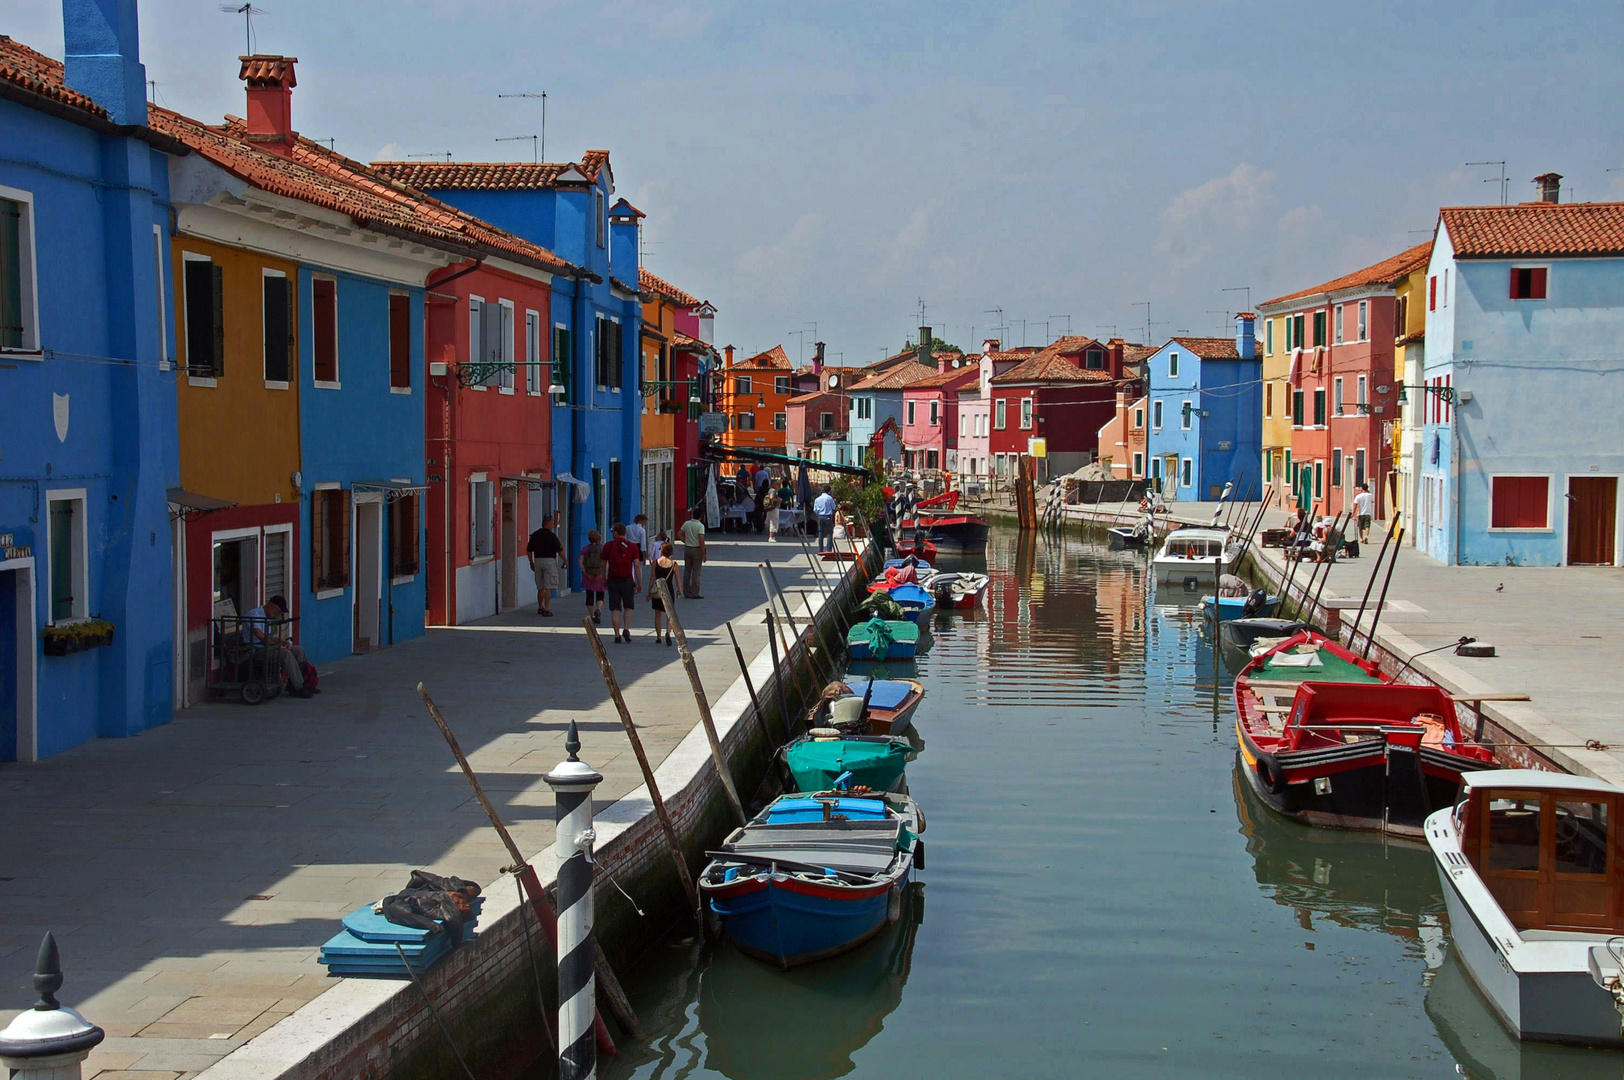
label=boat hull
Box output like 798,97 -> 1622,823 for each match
847,641 -> 917,661
1202,595 -> 1280,621
1219,618 -> 1313,649
1155,554 -> 1237,584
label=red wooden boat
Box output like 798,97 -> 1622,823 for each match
1234,631 -> 1495,837
896,491 -> 990,553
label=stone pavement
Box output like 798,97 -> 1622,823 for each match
0,532 -> 837,1079
1072,499 -> 1624,784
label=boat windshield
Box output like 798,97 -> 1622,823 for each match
1468,788 -> 1617,932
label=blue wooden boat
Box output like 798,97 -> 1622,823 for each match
884,583 -> 936,623
883,557 -> 932,571
1201,593 -> 1280,622
846,618 -> 918,660
700,792 -> 923,968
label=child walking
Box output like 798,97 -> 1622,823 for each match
579,529 -> 606,624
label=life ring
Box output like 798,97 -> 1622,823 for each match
1255,752 -> 1288,795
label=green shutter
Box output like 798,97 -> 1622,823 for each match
552,326 -> 572,402
0,198 -> 22,349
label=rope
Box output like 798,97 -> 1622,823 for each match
394,943 -> 479,1080
513,873 -> 556,1053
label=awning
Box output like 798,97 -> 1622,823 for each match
167,486 -> 236,520
701,444 -> 870,478
555,472 -> 592,503
499,472 -> 552,488
352,480 -> 429,502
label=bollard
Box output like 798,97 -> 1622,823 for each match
0,934 -> 105,1080
544,721 -> 604,1080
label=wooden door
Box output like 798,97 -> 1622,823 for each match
1568,477 -> 1618,565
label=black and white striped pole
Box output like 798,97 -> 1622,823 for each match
0,933 -> 105,1080
545,721 -> 603,1080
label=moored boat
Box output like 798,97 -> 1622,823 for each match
1219,617 -> 1314,651
1234,631 -> 1496,836
847,618 -> 919,661
882,583 -> 935,623
927,571 -> 988,610
833,676 -> 926,736
783,734 -> 912,794
1201,593 -> 1280,622
700,791 -> 923,968
1427,770 -> 1624,1048
1152,526 -> 1242,584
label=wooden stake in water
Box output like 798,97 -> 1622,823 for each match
654,579 -> 747,825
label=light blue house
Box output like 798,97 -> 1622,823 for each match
839,339 -> 935,467
1144,316 -> 1263,502
1418,186 -> 1624,566
370,156 -> 643,583
0,1 -> 181,760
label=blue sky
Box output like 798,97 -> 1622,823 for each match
14,0 -> 1624,361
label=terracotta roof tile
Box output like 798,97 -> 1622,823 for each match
669,330 -> 715,355
639,269 -> 701,309
148,107 -> 574,274
369,150 -> 611,191
0,36 -> 107,119
905,366 -> 980,391
1121,344 -> 1157,365
732,345 -> 793,370
1440,202 -> 1624,258
1168,336 -> 1240,360
1261,242 -> 1431,308
850,360 -> 938,391
238,54 -> 296,86
990,336 -> 1119,385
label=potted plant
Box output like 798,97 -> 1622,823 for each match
42,619 -> 116,656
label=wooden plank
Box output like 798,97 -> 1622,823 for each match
1450,692 -> 1532,703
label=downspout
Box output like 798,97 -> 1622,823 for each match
574,273 -> 591,555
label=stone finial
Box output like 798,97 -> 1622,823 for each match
32,934 -> 62,1011
565,720 -> 581,762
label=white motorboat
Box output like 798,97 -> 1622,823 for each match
1151,527 -> 1242,585
1426,769 -> 1624,1048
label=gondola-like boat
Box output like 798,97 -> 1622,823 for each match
700,791 -> 923,968
1234,631 -> 1495,836
1427,770 -> 1624,1049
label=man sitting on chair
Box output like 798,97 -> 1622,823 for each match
243,595 -> 315,699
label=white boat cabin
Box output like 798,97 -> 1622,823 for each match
1159,529 -> 1231,561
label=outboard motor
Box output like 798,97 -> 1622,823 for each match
1241,588 -> 1269,619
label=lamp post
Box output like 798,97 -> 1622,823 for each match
0,934 -> 105,1080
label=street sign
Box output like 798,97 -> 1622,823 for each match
698,412 -> 727,435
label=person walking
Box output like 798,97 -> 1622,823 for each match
526,513 -> 564,617
579,529 -> 607,624
813,485 -> 838,552
680,507 -> 707,598
602,522 -> 643,643
1352,483 -> 1375,545
626,512 -> 650,593
650,539 -> 682,646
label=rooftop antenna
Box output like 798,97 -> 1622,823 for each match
1221,285 -> 1251,314
308,137 -> 335,150
787,329 -> 808,364
1050,315 -> 1071,338
496,135 -> 539,164
1012,318 -> 1026,347
408,151 -> 453,162
1132,301 -> 1152,346
217,3 -> 265,55
498,92 -> 547,162
1467,161 -> 1509,205
1207,309 -> 1231,334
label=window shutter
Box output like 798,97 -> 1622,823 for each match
311,491 -> 327,590
1429,276 -> 1437,310
613,320 -> 623,387
389,294 -> 411,388
330,490 -> 352,589
1531,267 -> 1547,299
212,263 -> 225,375
405,495 -> 419,573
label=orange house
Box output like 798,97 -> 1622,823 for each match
718,344 -> 794,452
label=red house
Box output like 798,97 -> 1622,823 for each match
901,358 -> 979,473
424,256 -> 568,626
988,336 -> 1129,478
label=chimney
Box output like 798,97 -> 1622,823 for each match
63,0 -> 149,127
1234,312 -> 1257,361
982,338 -> 1000,355
239,55 -> 299,155
1533,172 -> 1562,204
916,326 -> 932,365
813,341 -> 825,374
723,344 -> 735,368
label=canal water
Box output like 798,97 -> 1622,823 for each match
594,527 -> 1618,1080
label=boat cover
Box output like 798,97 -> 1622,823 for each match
848,618 -> 917,655
786,739 -> 910,794
724,820 -> 903,876
841,678 -> 914,711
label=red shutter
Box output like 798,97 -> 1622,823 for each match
313,279 -> 338,382
1530,267 -> 1547,299
389,294 -> 411,389
1429,276 -> 1437,311
1492,476 -> 1548,529
1443,374 -> 1451,422
310,490 -> 326,590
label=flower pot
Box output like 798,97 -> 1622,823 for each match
42,624 -> 115,656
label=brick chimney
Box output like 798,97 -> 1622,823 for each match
239,55 -> 299,156
812,341 -> 825,374
1234,311 -> 1257,360
1533,172 -> 1562,204
63,0 -> 149,127
723,344 -> 735,368
916,326 -> 932,365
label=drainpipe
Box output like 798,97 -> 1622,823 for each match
574,275 -> 591,560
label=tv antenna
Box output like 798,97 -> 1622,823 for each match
1050,315 -> 1071,338
496,135 -> 539,164
498,92 -> 547,162
1467,161 -> 1509,205
218,4 -> 265,55
1221,285 -> 1251,314
408,151 -> 452,162
1132,301 -> 1152,346
983,307 -> 1006,344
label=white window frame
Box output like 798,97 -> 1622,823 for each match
1332,447 -> 1343,488
1168,352 -> 1179,379
906,400 -> 916,426
1334,304 -> 1344,344
1132,451 -> 1144,478
497,299 -> 516,394
470,473 -> 496,562
1356,374 -> 1367,408
1133,406 -> 1144,429
736,376 -> 752,396
182,251 -> 218,388
311,481 -> 345,600
1357,299 -> 1368,341
1488,472 -> 1557,533
1333,376 -> 1344,417
773,412 -> 786,431
152,223 -> 170,370
1181,399 -> 1192,430
994,399 -> 1006,430
468,295 -> 487,392
263,268 -> 291,390
774,375 -> 790,396
1264,318 -> 1273,356
310,273 -> 341,390
44,488 -> 88,625
387,288 -> 413,396
525,309 -> 543,395
1019,397 -> 1033,430
0,184 -> 41,356
263,522 -> 294,603
929,400 -> 940,425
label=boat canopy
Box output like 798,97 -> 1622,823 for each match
701,444 -> 871,478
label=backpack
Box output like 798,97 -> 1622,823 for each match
300,660 -> 319,692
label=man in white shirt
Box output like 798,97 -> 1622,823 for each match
242,595 -> 315,699
626,513 -> 650,591
813,486 -> 838,552
1352,484 -> 1375,544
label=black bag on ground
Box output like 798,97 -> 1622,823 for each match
380,870 -> 482,943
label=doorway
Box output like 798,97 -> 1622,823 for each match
171,517 -> 186,710
354,498 -> 383,652
0,562 -> 36,763
500,486 -> 518,612
1568,476 -> 1619,566
212,533 -> 259,618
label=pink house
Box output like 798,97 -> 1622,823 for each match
902,359 -> 980,473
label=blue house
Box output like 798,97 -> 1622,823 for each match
1419,188 -> 1624,566
0,3 -> 181,760
839,339 -> 936,467
370,157 -> 644,582
1144,316 -> 1263,502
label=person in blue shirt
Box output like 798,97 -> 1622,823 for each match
813,486 -> 838,552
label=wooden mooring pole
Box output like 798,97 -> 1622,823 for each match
653,579 -> 747,825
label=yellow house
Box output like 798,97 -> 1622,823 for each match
639,269 -> 713,535
1391,262 -> 1427,540
1259,312 -> 1293,505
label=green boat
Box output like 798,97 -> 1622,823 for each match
785,736 -> 912,794
847,618 -> 918,660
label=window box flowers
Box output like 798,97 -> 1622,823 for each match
42,619 -> 115,656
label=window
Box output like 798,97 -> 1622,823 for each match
735,376 -> 752,397
594,189 -> 606,249
1181,458 -> 1192,487
995,399 -> 1006,430
184,255 -> 223,378
552,324 -> 572,400
1132,451 -> 1144,478
595,315 -> 622,388
1179,400 -> 1192,429
1312,310 -> 1326,347
774,376 -> 790,395
1313,388 -> 1326,427
264,271 -> 292,385
1334,304 -> 1344,344
1354,448 -> 1366,489
1168,352 -> 1179,379
390,493 -> 420,577
497,301 -> 515,392
1313,460 -> 1324,499
926,450 -> 938,470
310,487 -> 351,592
1394,295 -> 1408,339
1490,475 -> 1550,529
1510,267 -> 1548,300
1487,796 -> 1543,872
773,412 -> 786,431
906,400 -> 916,425
1285,450 -> 1294,484
468,297 -> 489,388
1264,318 -> 1274,356
1151,457 -> 1162,481
1357,300 -> 1368,341
1429,275 -> 1437,311
1443,268 -> 1450,306
388,292 -> 411,390
1085,348 -> 1104,370
152,225 -> 168,366
1152,400 -> 1163,429
526,311 -> 542,394
1290,313 -> 1305,349
1554,801 -> 1609,877
312,277 -> 338,385
1020,398 -> 1033,430
469,477 -> 497,561
1356,375 -> 1367,409
0,190 -> 39,351
1263,451 -> 1273,484
1332,447 -> 1343,487
819,411 -> 833,431
264,528 -> 289,602
736,412 -> 756,430
45,490 -> 86,623
929,400 -> 939,425
1333,377 -> 1344,416
1292,389 -> 1304,427
1133,406 -> 1144,429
